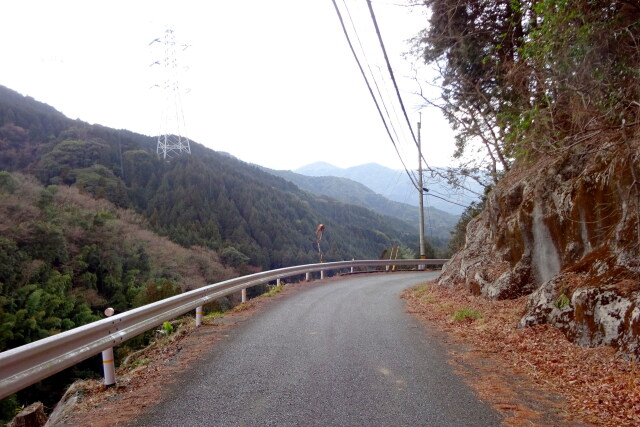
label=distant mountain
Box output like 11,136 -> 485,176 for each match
295,162 -> 481,215
268,169 -> 457,246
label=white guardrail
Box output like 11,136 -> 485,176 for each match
0,259 -> 448,399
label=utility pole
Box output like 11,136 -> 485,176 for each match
418,115 -> 427,266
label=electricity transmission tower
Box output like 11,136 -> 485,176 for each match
151,28 -> 191,159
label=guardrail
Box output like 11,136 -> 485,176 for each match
0,259 -> 448,400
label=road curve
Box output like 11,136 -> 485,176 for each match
131,272 -> 502,426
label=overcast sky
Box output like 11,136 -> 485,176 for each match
0,0 -> 455,171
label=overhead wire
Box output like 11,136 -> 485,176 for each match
425,192 -> 468,208
330,0 -> 419,190
333,0 -> 472,210
341,1 -> 404,150
365,0 -> 476,209
365,0 -> 426,167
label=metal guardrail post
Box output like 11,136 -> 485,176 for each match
320,270 -> 324,280
305,272 -> 310,282
101,308 -> 116,386
195,306 -> 203,327
241,288 -> 247,303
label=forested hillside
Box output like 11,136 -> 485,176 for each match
0,87 -> 422,349
0,85 -> 418,273
269,168 -> 455,250
0,171 -> 240,420
0,171 -> 237,351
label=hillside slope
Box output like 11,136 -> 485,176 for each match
0,171 -> 240,422
268,168 -> 457,247
0,85 -> 417,271
414,0 -> 640,359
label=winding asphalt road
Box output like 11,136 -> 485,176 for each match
131,272 -> 502,426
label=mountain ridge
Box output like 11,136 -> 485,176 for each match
267,168 -> 456,248
295,161 -> 480,215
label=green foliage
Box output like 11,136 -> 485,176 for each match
554,293 -> 571,309
162,321 -> 174,335
92,209 -> 115,228
517,0 -> 640,148
262,284 -> 284,298
0,170 -> 225,413
19,221 -> 69,264
220,246 -> 250,268
1,267 -> 100,350
0,170 -> 16,193
417,0 -> 640,169
134,280 -> 181,307
452,308 -> 483,322
0,393 -> 19,426
0,237 -> 25,292
133,153 -> 417,270
0,172 -> 175,354
75,165 -> 129,207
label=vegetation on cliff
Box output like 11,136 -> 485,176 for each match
416,0 -> 640,356
415,0 -> 639,186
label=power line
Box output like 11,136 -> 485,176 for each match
341,1 -> 404,148
330,0 -> 419,190
334,0 -> 476,212
366,0 -> 439,176
365,2 -> 484,206
365,2 -> 418,150
425,192 -> 469,208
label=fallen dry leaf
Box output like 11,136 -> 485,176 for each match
402,280 -> 640,426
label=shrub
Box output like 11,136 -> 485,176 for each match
162,321 -> 174,335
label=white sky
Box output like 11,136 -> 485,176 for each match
0,0 -> 455,171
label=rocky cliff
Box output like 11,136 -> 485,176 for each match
439,137 -> 640,356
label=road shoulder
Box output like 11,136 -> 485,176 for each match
403,280 -> 635,426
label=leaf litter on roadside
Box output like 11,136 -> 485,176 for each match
403,281 -> 640,426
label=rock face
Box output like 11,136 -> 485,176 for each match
439,141 -> 640,355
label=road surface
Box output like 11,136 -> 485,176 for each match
131,272 -> 502,426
